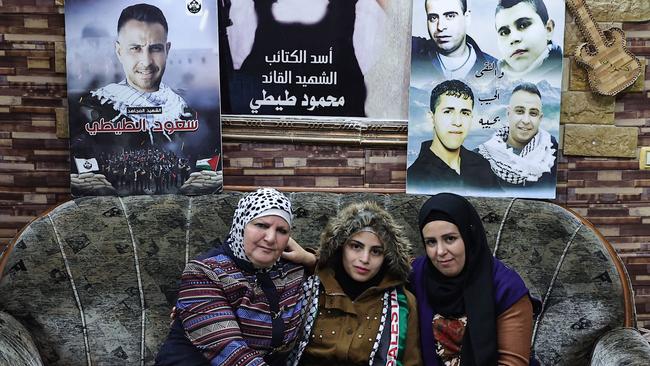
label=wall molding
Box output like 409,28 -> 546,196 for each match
221,115 -> 408,146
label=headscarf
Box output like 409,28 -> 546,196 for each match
417,193 -> 496,366
226,187 -> 293,267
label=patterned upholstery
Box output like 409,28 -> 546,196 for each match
0,192 -> 643,365
590,327 -> 650,366
0,311 -> 42,366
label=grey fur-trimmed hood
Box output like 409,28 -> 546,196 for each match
318,201 -> 413,282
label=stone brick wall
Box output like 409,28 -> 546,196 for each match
223,142 -> 406,190
559,2 -> 650,327
1,0 -> 650,327
0,0 -> 69,245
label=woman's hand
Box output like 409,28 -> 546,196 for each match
282,237 -> 317,271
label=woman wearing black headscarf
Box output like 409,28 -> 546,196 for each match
409,193 -> 538,366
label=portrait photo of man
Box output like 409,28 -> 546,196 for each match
494,0 -> 563,81
411,0 -> 497,83
477,82 -> 557,194
76,3 -> 194,149
407,79 -> 501,193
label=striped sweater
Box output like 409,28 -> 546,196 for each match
175,248 -> 306,366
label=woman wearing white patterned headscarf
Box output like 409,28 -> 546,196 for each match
156,188 -> 315,366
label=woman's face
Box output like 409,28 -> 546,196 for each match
422,220 -> 466,277
342,231 -> 385,282
243,215 -> 290,268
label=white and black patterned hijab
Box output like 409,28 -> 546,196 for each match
226,188 -> 293,266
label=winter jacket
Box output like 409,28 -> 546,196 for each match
288,201 -> 423,366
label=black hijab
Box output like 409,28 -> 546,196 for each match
418,193 -> 497,366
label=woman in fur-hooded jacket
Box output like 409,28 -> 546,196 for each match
287,201 -> 423,366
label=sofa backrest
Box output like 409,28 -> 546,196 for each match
0,192 -> 633,365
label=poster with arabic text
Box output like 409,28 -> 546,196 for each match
219,0 -> 410,120
407,0 -> 564,199
65,0 -> 222,197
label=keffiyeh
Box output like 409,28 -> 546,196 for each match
91,80 -> 190,139
226,188 -> 293,265
477,126 -> 556,185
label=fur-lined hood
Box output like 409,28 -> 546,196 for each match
318,201 -> 413,282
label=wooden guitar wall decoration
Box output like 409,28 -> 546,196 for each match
566,0 -> 642,96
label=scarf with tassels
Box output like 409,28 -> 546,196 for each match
91,80 -> 190,143
286,276 -> 409,366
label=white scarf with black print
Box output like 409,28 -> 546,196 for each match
226,188 -> 293,265
477,126 -> 556,185
91,80 -> 190,131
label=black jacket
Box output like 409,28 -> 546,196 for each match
407,141 -> 502,194
411,35 -> 498,84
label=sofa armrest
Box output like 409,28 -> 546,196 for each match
0,311 -> 43,366
590,327 -> 650,366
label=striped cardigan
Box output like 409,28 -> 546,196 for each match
174,246 -> 307,366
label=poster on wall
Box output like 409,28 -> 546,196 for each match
406,0 -> 564,198
218,0 -> 410,120
65,0 -> 222,197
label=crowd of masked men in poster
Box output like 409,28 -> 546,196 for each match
97,147 -> 192,195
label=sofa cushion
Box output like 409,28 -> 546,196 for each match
0,311 -> 43,366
